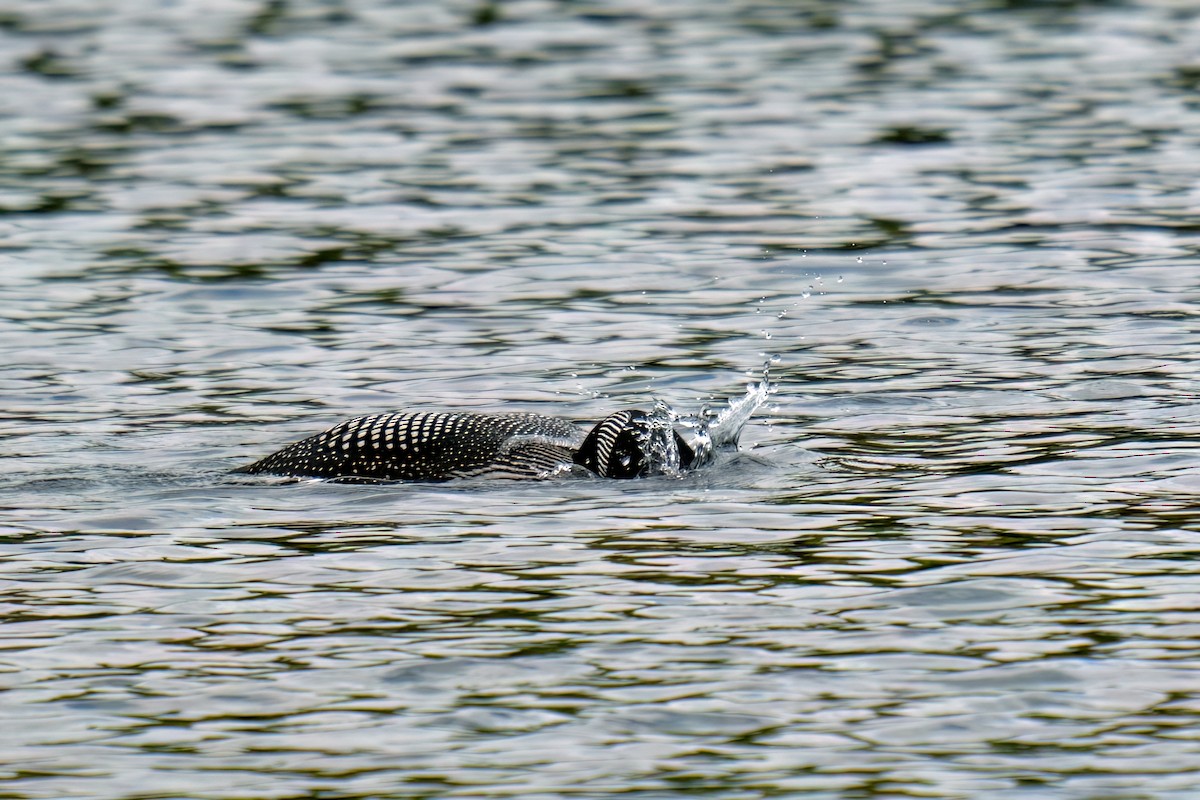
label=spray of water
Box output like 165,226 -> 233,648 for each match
637,357 -> 779,476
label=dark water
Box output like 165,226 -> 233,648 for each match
3,0 -> 1200,797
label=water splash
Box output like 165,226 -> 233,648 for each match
638,358 -> 779,476
639,399 -> 683,475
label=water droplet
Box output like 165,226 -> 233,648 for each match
761,330 -> 772,339
856,256 -> 863,264
837,275 -> 844,283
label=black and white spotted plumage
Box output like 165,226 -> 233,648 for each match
236,411 -> 584,483
236,408 -> 696,483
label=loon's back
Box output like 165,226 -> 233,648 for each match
236,411 -> 584,483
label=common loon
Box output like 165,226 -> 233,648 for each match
235,409 -> 696,482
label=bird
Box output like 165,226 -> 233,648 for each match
234,409 -> 696,483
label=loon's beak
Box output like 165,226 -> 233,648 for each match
673,430 -> 696,469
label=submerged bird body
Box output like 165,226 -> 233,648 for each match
236,409 -> 695,482
236,411 -> 584,482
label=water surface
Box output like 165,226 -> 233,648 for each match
3,0 -> 1200,797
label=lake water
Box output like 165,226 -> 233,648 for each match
3,0 -> 1200,797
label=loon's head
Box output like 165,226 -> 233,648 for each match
573,409 -> 696,479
